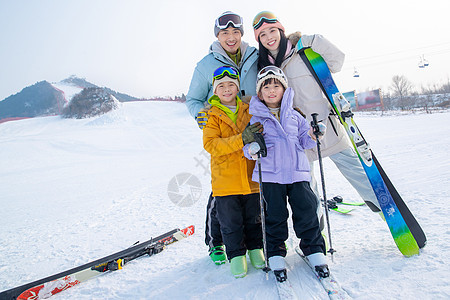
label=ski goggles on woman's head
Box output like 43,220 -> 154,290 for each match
257,66 -> 286,81
253,11 -> 279,30
213,66 -> 240,81
215,12 -> 243,30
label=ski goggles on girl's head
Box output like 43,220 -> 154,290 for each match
253,11 -> 279,30
215,12 -> 243,29
213,66 -> 240,81
257,66 -> 286,81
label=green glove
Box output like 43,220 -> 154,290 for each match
242,122 -> 263,145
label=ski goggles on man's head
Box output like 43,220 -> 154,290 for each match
253,11 -> 279,30
215,12 -> 243,30
257,66 -> 286,81
213,66 -> 240,81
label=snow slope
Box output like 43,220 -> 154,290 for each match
0,102 -> 449,299
51,81 -> 84,104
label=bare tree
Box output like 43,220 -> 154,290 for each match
390,75 -> 414,110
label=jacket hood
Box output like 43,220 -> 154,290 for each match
287,31 -> 302,49
209,40 -> 250,66
249,87 -> 294,118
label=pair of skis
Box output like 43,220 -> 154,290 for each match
298,46 -> 426,257
0,225 -> 194,300
272,249 -> 350,300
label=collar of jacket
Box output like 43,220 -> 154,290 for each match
209,40 -> 250,67
225,48 -> 242,66
268,40 -> 293,65
208,95 -> 242,123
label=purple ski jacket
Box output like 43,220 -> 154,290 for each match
243,88 -> 316,184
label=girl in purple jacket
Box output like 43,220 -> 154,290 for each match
243,66 -> 328,282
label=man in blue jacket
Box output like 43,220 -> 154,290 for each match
185,11 -> 259,265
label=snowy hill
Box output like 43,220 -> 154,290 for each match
0,76 -> 141,121
0,81 -> 65,119
0,102 -> 449,299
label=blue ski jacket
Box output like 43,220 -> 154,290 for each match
185,40 -> 258,118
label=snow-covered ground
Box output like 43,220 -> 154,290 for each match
0,102 -> 449,299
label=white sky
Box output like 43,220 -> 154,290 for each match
1,0 -> 449,100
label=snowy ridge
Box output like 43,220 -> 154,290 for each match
0,103 -> 449,299
51,81 -> 84,104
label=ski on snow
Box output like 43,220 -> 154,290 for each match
0,225 -> 195,300
298,46 -> 426,257
273,272 -> 299,300
295,247 -> 350,300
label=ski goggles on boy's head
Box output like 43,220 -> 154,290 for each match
213,66 -> 240,81
257,66 -> 286,81
215,12 -> 243,30
253,11 -> 279,30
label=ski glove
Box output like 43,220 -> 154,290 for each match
242,122 -> 263,145
196,109 -> 209,130
248,142 -> 261,160
309,122 -> 326,141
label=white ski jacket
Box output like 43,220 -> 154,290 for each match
281,32 -> 351,161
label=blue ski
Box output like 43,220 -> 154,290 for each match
298,47 -> 426,256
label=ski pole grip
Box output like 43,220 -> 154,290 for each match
311,113 -> 319,125
253,132 -> 267,158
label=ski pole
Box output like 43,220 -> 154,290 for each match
311,113 -> 336,260
251,133 -> 270,278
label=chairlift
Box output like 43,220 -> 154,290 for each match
418,56 -> 425,68
353,67 -> 360,78
418,54 -> 429,68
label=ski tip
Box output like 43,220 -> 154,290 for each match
181,225 -> 195,237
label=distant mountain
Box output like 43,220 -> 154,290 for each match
0,76 -> 140,120
0,81 -> 65,119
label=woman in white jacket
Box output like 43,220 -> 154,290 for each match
252,11 -> 380,221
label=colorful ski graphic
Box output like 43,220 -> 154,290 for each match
298,46 -> 425,256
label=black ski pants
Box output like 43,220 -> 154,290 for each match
204,192 -> 223,249
263,181 -> 325,258
215,193 -> 263,260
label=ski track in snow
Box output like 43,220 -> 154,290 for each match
0,103 -> 449,299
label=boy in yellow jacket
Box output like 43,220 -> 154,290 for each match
203,66 -> 264,278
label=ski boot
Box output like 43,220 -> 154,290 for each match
248,249 -> 265,269
307,252 -> 330,278
269,256 -> 287,282
209,245 -> 226,265
230,255 -> 247,278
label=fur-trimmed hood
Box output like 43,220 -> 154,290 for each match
287,31 -> 302,49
